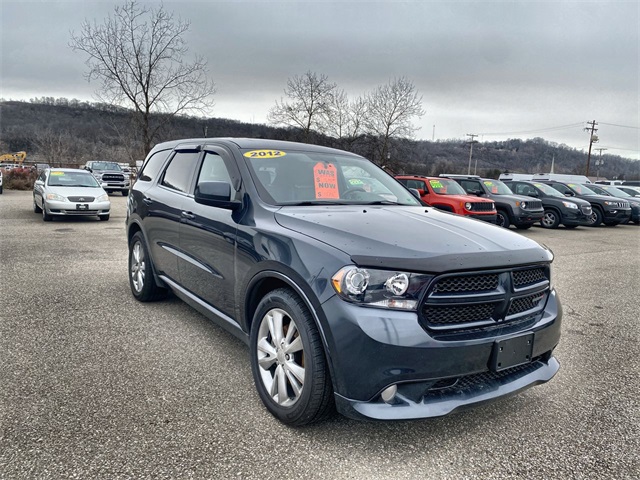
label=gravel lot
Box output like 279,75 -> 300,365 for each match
1,189 -> 638,479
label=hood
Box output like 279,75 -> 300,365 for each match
436,193 -> 494,204
581,194 -> 629,203
275,206 -> 551,273
492,193 -> 532,203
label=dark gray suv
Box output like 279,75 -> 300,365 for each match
126,138 -> 562,425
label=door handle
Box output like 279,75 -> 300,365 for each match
181,211 -> 196,220
142,198 -> 153,205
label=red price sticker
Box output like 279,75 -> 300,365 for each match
313,162 -> 339,199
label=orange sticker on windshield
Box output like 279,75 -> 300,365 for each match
313,162 -> 339,199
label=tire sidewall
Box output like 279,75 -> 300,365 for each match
249,289 -> 323,425
129,232 -> 153,300
496,210 -> 510,228
542,209 -> 560,229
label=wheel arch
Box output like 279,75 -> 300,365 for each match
126,220 -> 167,289
243,268 -> 338,391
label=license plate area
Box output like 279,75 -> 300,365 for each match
76,204 -> 89,210
490,333 -> 534,372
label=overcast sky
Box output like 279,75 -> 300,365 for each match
1,0 -> 638,161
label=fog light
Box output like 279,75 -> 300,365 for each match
381,385 -> 397,404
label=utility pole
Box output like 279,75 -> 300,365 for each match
594,147 -> 607,179
466,133 -> 478,175
584,120 -> 598,177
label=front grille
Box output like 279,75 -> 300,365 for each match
419,265 -> 550,333
512,268 -> 546,288
508,293 -> 546,316
67,196 -> 95,202
581,205 -> 592,214
523,200 -> 543,210
102,173 -> 125,182
432,274 -> 499,293
470,202 -> 495,212
423,302 -> 498,325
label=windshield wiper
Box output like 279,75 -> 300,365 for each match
285,201 -> 352,206
360,200 -> 405,205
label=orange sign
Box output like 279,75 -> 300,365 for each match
313,162 -> 339,199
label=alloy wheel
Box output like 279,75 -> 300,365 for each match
255,308 -> 305,407
130,241 -> 146,293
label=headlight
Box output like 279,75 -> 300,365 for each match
603,201 -> 614,206
562,201 -> 579,210
46,193 -> 66,201
464,202 -> 472,211
332,266 -> 432,310
96,194 -> 109,202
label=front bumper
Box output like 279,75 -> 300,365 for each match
469,213 -> 497,223
603,208 -> 631,223
562,210 -> 591,226
45,199 -> 111,216
320,289 -> 562,420
101,182 -> 130,191
515,210 -> 544,225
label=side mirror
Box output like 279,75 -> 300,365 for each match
564,192 -> 574,197
194,181 -> 241,210
84,166 -> 92,172
528,191 -> 539,198
409,188 -> 422,200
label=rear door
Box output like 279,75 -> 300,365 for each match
143,149 -> 200,282
177,146 -> 240,319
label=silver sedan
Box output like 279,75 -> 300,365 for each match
33,168 -> 111,221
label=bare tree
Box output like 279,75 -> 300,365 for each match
32,129 -> 75,167
364,77 -> 425,164
70,1 -> 215,155
267,71 -> 336,142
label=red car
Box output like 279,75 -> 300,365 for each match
396,175 -> 497,223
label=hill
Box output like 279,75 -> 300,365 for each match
1,99 -> 638,180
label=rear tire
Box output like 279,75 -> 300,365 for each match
128,231 -> 167,301
515,224 -> 532,230
250,288 -> 334,426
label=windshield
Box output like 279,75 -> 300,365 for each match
567,183 -> 597,195
92,162 -> 122,171
243,149 -> 420,206
48,171 -> 100,187
532,183 -> 563,197
482,179 -> 513,195
598,185 -> 630,197
428,178 -> 467,195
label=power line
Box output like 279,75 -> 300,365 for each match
599,122 -> 640,129
478,122 -> 584,136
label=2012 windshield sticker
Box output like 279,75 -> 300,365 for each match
243,150 -> 286,159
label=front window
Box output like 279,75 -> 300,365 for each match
482,180 -> 513,195
47,171 -> 100,187
243,149 -> 420,206
428,178 -> 467,195
567,183 -> 597,195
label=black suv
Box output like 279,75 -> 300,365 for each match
540,181 -> 631,227
442,175 -> 544,229
126,138 -> 561,425
504,180 -> 592,229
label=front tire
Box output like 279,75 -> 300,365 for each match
541,209 -> 560,229
42,201 -> 52,221
128,231 -> 167,301
34,198 -> 42,213
99,214 -> 110,221
587,207 -> 603,227
496,210 -> 511,228
250,288 -> 334,426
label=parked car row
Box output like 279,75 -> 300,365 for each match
396,174 -> 636,229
